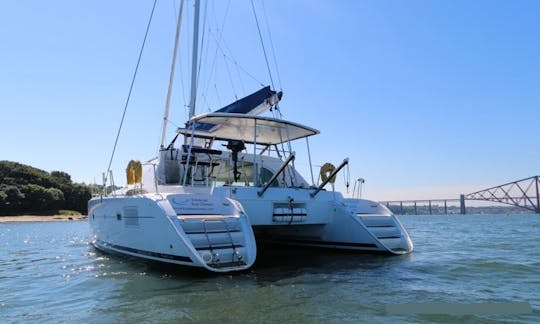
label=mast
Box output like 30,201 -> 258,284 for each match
160,0 -> 185,148
188,0 -> 201,119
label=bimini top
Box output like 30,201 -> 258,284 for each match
177,113 -> 320,145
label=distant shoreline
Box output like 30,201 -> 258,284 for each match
0,215 -> 88,223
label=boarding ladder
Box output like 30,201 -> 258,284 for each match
179,215 -> 247,268
358,214 -> 408,253
202,218 -> 243,266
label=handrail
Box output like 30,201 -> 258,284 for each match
257,153 -> 296,197
310,158 -> 349,198
151,163 -> 159,194
109,170 -> 116,197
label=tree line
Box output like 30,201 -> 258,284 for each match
0,161 -> 96,215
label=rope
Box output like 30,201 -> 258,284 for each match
250,0 -> 275,90
105,0 -> 157,180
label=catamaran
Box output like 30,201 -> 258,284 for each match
89,0 -> 413,273
172,94 -> 413,254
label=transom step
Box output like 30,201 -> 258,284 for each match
178,215 -> 241,233
358,215 -> 396,227
177,214 -> 248,267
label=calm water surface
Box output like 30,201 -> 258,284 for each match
1,214 -> 539,323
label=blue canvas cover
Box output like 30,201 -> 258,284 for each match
215,86 -> 276,114
191,86 -> 279,132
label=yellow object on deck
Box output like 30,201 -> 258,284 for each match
320,162 -> 336,184
126,160 -> 142,184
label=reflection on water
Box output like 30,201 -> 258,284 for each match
1,215 -> 539,323
84,245 -> 411,323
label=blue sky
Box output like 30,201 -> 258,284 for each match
1,0 -> 539,201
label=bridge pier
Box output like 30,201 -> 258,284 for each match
382,199 -> 460,215
460,194 -> 466,214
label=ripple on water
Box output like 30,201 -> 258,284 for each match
1,216 -> 539,323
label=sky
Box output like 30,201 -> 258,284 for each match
1,0 -> 539,201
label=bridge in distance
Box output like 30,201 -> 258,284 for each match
380,175 -> 540,215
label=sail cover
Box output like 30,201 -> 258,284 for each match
194,86 -> 281,132
178,113 -> 319,145
216,86 -> 280,114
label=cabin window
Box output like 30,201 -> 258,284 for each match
212,160 -> 255,186
259,167 -> 278,187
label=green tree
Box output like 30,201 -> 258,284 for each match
0,161 -> 53,187
64,183 -> 92,213
0,185 -> 25,215
23,184 -> 50,211
51,171 -> 72,184
0,161 -> 94,214
46,187 -> 65,210
0,190 -> 6,205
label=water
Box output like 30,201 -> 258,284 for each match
1,215 -> 538,323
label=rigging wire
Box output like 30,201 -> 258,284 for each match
250,0 -> 275,90
227,55 -> 265,87
201,0 -> 231,109
262,1 -> 285,118
161,0 -> 185,148
261,0 -> 282,90
233,52 -> 246,95
105,0 -> 158,180
201,92 -> 212,112
212,31 -> 265,86
223,53 -> 238,99
195,0 -> 209,114
187,0 -> 201,118
213,83 -> 222,107
183,0 -> 192,119
199,4 -> 215,111
199,0 -> 273,110
169,0 -> 188,117
165,118 -> 181,130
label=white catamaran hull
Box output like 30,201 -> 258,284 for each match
212,187 -> 413,254
88,192 -> 257,272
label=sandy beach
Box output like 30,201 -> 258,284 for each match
0,215 -> 88,223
